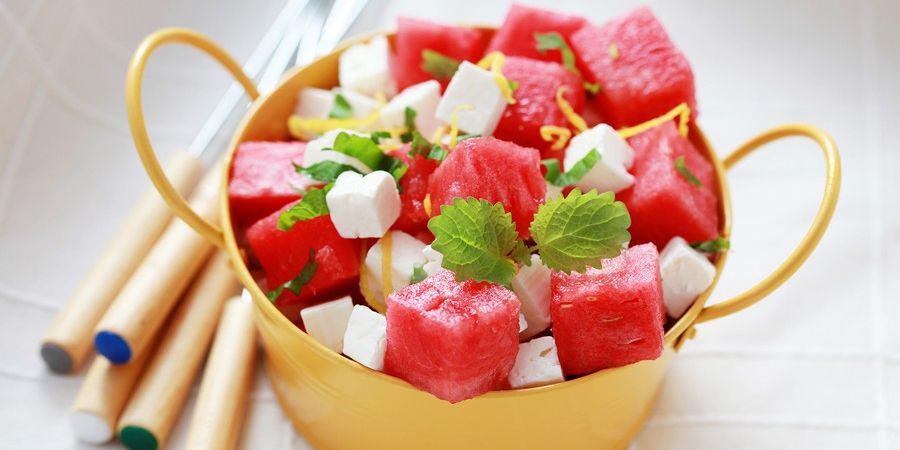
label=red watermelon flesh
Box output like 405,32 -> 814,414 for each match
619,122 -> 718,248
384,270 -> 520,403
229,141 -> 309,227
427,137 -> 545,239
494,56 -> 585,159
246,203 -> 360,309
394,17 -> 487,91
487,4 -> 587,64
390,146 -> 440,239
550,243 -> 665,376
570,6 -> 697,128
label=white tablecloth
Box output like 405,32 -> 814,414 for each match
1,0 -> 897,448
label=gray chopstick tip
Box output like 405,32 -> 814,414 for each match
40,342 -> 73,374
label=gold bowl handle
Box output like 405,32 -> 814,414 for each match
126,28 -> 259,249
695,124 -> 842,325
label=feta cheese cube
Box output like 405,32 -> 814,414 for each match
294,88 -> 380,120
435,61 -> 507,136
421,244 -> 445,277
511,254 -> 552,340
326,171 -> 401,238
363,231 -> 428,304
299,296 -> 354,352
508,336 -> 564,389
518,313 -> 528,333
545,182 -> 564,201
302,128 -> 372,174
339,35 -> 395,97
381,80 -> 442,137
563,123 -> 635,193
342,305 -> 387,370
659,236 -> 717,318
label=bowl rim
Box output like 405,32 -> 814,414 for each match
217,27 -> 733,395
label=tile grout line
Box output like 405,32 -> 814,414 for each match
860,0 -> 888,448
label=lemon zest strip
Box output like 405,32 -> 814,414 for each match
448,104 -> 474,149
477,51 -> 516,105
287,109 -> 382,141
616,102 -> 691,139
555,86 -> 588,133
540,125 -> 573,150
423,193 -> 432,217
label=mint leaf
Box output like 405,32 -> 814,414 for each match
534,32 -> 578,73
691,237 -> 730,253
542,149 -> 600,187
675,155 -> 701,187
298,161 -> 360,183
409,263 -> 428,285
378,156 -> 408,183
508,79 -> 519,92
328,94 -> 353,119
583,81 -> 602,95
400,107 -> 417,143
427,197 -> 525,287
408,131 -> 448,162
370,130 -> 391,143
329,132 -> 384,170
277,186 -> 331,231
421,49 -> 461,80
266,249 -> 318,302
530,189 -> 631,273
427,145 -> 448,162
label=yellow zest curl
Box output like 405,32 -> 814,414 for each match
423,194 -> 432,217
617,102 -> 692,139
430,125 -> 448,145
448,104 -> 474,149
540,125 -> 573,150
609,43 -> 619,60
287,110 -> 382,141
555,86 -> 588,133
477,51 -> 516,105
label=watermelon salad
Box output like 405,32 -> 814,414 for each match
228,5 -> 727,403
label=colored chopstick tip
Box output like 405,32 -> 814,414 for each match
120,425 -> 158,450
94,331 -> 132,364
40,342 -> 73,374
70,410 -> 113,444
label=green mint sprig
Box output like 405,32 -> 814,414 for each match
542,149 -> 600,187
674,155 -> 701,187
421,49 -> 461,80
534,32 -> 579,74
266,249 -> 318,302
328,93 -> 353,119
691,237 -> 730,253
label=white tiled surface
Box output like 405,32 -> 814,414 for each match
0,0 -> 897,449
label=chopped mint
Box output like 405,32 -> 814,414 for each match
427,197 -> 531,287
427,145 -> 448,162
534,32 -> 578,73
277,185 -> 331,231
409,263 -> 428,284
691,237 -> 730,253
408,131 -> 447,162
421,49 -> 461,80
530,189 -> 631,273
370,130 -> 391,143
328,131 -> 408,184
298,161 -> 360,183
378,156 -> 408,183
674,155 -> 701,187
542,149 -> 600,187
266,249 -> 318,302
508,79 -> 520,92
328,93 -> 353,119
400,107 -> 417,143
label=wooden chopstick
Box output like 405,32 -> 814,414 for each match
40,151 -> 203,374
185,293 -> 257,450
116,251 -> 241,450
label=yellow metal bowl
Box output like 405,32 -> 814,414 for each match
125,28 -> 841,449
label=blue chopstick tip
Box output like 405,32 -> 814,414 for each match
94,331 -> 132,364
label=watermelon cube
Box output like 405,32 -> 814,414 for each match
619,122 -> 718,248
550,244 -> 665,376
570,6 -> 697,128
394,17 -> 487,91
246,202 -> 361,313
494,56 -> 585,158
228,141 -> 310,227
390,146 -> 440,238
427,137 -> 545,238
384,270 -> 520,403
487,4 -> 588,63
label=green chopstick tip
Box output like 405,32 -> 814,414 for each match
120,425 -> 158,450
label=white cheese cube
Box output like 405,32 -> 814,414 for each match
435,61 -> 507,136
299,296 -> 354,352
302,128 -> 372,174
512,254 -> 552,340
518,313 -> 528,333
326,171 -> 401,238
422,244 -> 445,277
508,336 -> 564,389
381,80 -> 442,137
342,305 -> 387,370
545,182 -> 564,201
659,236 -> 717,318
294,88 -> 380,119
339,35 -> 395,98
563,123 -> 635,193
363,231 -> 428,304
